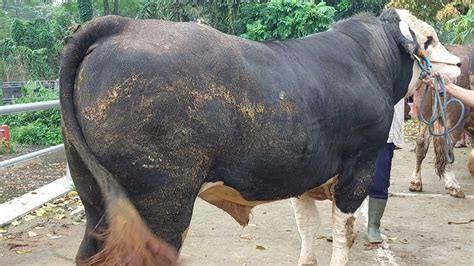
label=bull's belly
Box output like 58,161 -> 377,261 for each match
198,175 -> 338,226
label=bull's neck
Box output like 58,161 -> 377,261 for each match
383,26 -> 415,103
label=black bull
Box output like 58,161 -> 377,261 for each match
60,11 -> 418,264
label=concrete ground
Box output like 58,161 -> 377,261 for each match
1,141 -> 474,265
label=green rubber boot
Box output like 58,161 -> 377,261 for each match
367,197 -> 387,243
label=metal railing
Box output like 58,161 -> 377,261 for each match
0,100 -> 65,170
0,100 -> 59,115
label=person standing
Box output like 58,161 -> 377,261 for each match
367,99 -> 404,243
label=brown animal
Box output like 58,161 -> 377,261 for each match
410,44 -> 473,198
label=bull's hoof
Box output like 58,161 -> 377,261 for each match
409,181 -> 423,192
447,187 -> 466,198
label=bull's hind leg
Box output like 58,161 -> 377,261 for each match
291,195 -> 320,266
128,177 -> 203,252
64,141 -> 106,263
409,124 -> 432,192
330,152 -> 377,266
433,121 -> 466,198
443,164 -> 465,198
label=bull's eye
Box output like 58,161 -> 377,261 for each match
424,36 -> 433,50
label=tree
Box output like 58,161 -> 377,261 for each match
77,0 -> 93,22
113,0 -> 118,15
103,0 -> 109,15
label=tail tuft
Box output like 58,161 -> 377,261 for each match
85,198 -> 178,266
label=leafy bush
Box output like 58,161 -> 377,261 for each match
0,83 -> 62,146
237,0 -> 336,41
0,5 -> 75,81
444,7 -> 473,45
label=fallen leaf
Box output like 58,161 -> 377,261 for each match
46,203 -> 57,208
53,198 -> 65,204
0,228 -> 7,233
50,235 -> 62,240
54,214 -> 66,220
34,226 -> 45,230
46,234 -> 52,237
240,234 -> 252,240
15,249 -> 32,254
11,220 -> 21,226
72,221 -> 82,226
315,234 -> 326,240
388,237 -> 397,243
256,245 -> 266,250
28,231 -> 38,237
70,206 -> 84,216
23,215 -> 35,221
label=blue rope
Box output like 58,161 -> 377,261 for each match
418,74 -> 465,164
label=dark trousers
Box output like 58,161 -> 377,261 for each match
369,143 -> 395,199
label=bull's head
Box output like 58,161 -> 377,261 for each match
394,9 -> 462,96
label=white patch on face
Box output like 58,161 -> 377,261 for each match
399,21 -> 413,41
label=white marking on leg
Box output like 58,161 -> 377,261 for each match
443,164 -> 465,197
360,199 -> 398,266
443,164 -> 460,190
330,202 -> 354,266
291,195 -> 319,265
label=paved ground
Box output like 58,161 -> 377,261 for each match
1,141 -> 474,265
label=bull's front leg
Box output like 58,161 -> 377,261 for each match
330,201 -> 355,266
330,151 -> 376,266
291,195 -> 320,265
409,123 -> 432,192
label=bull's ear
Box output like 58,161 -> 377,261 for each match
379,9 -> 420,56
396,32 -> 420,55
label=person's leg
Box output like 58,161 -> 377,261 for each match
368,143 -> 394,243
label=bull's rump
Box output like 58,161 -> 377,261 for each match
74,18 -> 390,200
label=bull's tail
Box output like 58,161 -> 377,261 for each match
59,16 -> 177,265
433,120 -> 451,177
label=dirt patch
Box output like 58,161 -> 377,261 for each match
0,191 -> 85,264
0,148 -> 67,204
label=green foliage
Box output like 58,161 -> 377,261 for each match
77,0 -> 93,22
0,83 -> 62,146
386,0 -> 470,24
137,0 -> 238,33
0,37 -> 54,80
444,7 -> 474,45
237,0 -> 336,41
332,0 -> 389,19
0,10 -> 11,40
0,5 -> 74,81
